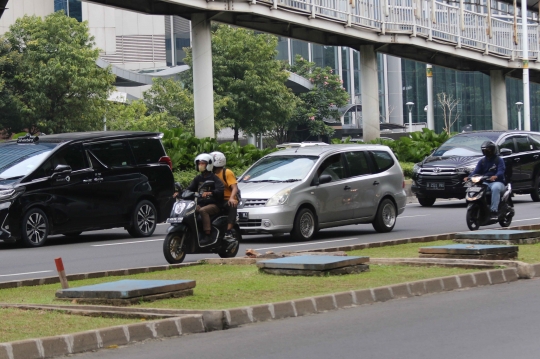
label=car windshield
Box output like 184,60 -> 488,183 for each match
240,155 -> 318,183
432,135 -> 496,157
0,143 -> 57,179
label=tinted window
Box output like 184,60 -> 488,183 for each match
86,141 -> 134,168
0,143 -> 57,180
515,136 -> 531,152
529,134 -> 540,150
345,151 -> 370,177
241,155 -> 318,182
432,135 -> 497,156
499,137 -> 515,152
129,139 -> 166,165
370,151 -> 394,173
30,145 -> 88,179
317,154 -> 344,181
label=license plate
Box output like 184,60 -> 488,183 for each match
238,212 -> 249,221
166,217 -> 183,223
427,182 -> 445,190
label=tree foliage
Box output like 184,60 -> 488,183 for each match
0,11 -> 115,134
104,100 -> 173,132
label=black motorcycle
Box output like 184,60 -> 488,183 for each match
163,181 -> 241,264
465,175 -> 514,231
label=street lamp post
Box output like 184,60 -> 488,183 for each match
406,102 -> 414,133
516,101 -> 523,131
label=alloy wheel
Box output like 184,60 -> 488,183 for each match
26,212 -> 47,245
381,202 -> 396,228
300,211 -> 315,238
137,204 -> 156,235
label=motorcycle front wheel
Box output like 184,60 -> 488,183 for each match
499,205 -> 513,228
466,204 -> 481,231
163,231 -> 188,264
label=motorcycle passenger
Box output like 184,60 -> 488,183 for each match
210,151 -> 239,242
464,141 -> 506,221
187,154 -> 225,245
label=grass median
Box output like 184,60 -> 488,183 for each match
3,240 -> 540,343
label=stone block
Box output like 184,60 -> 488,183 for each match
11,340 -> 40,359
372,287 -> 393,302
257,255 -> 368,271
0,345 -> 10,359
531,263 -> 540,278
424,279 -> 444,293
334,291 -> 355,308
313,295 -> 336,312
488,269 -> 505,284
155,318 -> 181,338
442,276 -> 460,291
127,322 -> 155,342
251,304 -> 273,322
71,331 -> 99,353
388,284 -> 411,298
353,289 -> 375,305
225,308 -> 251,328
503,268 -> 519,282
458,273 -> 476,288
473,272 -> 491,286
408,281 -> 426,296
0,281 -> 17,289
456,229 -> 540,240
179,315 -> 205,334
98,326 -> 129,348
293,298 -> 317,316
201,311 -> 225,331
41,336 -> 70,358
273,301 -> 296,319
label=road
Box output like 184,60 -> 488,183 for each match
1,196 -> 540,282
71,278 -> 540,359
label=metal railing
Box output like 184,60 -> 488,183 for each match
254,0 -> 538,61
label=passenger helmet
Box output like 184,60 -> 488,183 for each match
194,153 -> 214,172
210,151 -> 226,167
481,141 -> 497,157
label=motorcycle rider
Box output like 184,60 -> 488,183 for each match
187,154 -> 225,245
464,141 -> 506,221
210,151 -> 239,242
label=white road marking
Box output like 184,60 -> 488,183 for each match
0,270 -> 53,277
399,215 -> 430,218
256,238 -> 359,251
511,217 -> 540,223
91,239 -> 164,247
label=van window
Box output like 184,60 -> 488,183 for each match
129,139 -> 166,165
370,151 -> 394,173
317,154 -> 344,181
32,145 -> 88,178
344,151 -> 370,177
86,141 -> 134,168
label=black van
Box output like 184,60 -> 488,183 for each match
0,131 -> 175,247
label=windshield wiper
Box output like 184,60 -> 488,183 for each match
245,180 -> 280,183
280,179 -> 302,182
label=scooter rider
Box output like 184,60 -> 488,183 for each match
210,151 -> 239,242
187,154 -> 225,245
464,141 -> 506,221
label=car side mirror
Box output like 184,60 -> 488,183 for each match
318,174 -> 332,185
500,148 -> 512,156
52,164 -> 72,176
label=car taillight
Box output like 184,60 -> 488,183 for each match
159,156 -> 173,171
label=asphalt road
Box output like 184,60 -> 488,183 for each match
1,196 -> 540,283
71,278 -> 540,359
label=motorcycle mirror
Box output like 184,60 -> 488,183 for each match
174,182 -> 183,192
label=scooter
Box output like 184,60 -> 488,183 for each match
465,175 -> 514,231
163,181 -> 241,264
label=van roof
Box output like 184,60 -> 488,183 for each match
268,144 -> 388,156
5,131 -> 161,145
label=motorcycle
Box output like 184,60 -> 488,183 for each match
163,181 -> 241,264
465,175 -> 514,231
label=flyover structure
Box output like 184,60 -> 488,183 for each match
85,0 -> 540,139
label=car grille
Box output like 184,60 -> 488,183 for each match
418,167 -> 457,175
416,174 -> 462,187
243,199 -> 268,207
239,219 -> 263,227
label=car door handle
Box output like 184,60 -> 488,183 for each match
514,158 -> 520,162
373,181 -> 380,186
94,178 -> 104,182
83,179 -> 93,183
343,185 -> 351,190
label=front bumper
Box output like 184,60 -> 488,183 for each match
411,174 -> 467,199
0,203 -> 12,240
237,204 -> 297,235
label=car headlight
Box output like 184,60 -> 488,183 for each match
266,188 -> 291,206
0,188 -> 23,202
412,163 -> 421,174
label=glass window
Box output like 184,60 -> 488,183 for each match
515,136 -> 531,152
240,155 -> 318,183
345,151 -> 370,177
129,139 -> 166,165
499,137 -> 515,152
291,40 -> 309,64
317,154 -> 344,181
433,134 -> 499,157
31,145 -> 88,179
370,151 -> 394,173
86,141 -> 135,168
0,143 -> 57,180
529,134 -> 540,150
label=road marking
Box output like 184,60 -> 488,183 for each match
255,237 -> 359,251
91,239 -> 164,247
511,217 -> 540,223
399,215 -> 430,218
0,270 -> 53,277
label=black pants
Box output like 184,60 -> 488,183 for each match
224,203 -> 237,225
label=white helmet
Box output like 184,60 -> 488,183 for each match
210,151 -> 226,167
194,153 -> 214,172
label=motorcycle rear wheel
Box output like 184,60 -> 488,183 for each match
499,205 -> 513,228
466,204 -> 481,231
163,231 -> 188,264
218,231 -> 240,259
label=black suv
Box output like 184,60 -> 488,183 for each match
0,131 -> 175,247
411,130 -> 540,206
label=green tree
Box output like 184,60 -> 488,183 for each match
0,36 -> 22,137
184,25 -> 297,141
143,77 -> 194,132
105,100 -> 172,132
1,11 -> 115,134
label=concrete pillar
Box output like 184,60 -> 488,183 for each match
360,45 -> 380,141
386,55 -> 403,125
426,64 -> 435,130
490,70 -> 508,130
191,13 -> 215,138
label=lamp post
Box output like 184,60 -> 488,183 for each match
516,101 -> 523,131
406,102 -> 414,133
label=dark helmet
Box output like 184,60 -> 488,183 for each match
481,140 -> 497,157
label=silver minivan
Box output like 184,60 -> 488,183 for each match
236,144 -> 407,240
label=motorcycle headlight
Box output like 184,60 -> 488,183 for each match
471,175 -> 483,183
266,188 -> 291,206
174,202 -> 187,214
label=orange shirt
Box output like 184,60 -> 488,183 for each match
215,168 -> 237,200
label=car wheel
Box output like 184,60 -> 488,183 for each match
417,196 -> 436,207
372,199 -> 397,233
127,200 -> 157,237
163,232 -> 187,264
291,208 -> 317,241
21,208 -> 50,247
531,175 -> 540,202
63,232 -> 82,237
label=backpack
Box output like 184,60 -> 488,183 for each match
221,167 -> 242,201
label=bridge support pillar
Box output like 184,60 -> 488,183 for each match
490,70 -> 508,131
360,45 -> 380,141
192,13 -> 215,138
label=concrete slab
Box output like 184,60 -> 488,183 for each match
419,244 -> 518,255
56,279 -> 196,300
455,229 -> 540,240
256,255 -> 369,271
